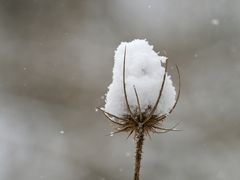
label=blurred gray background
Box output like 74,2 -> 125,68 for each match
0,0 -> 240,179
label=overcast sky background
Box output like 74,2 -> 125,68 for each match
0,0 -> 240,180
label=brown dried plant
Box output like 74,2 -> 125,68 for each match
97,46 -> 181,180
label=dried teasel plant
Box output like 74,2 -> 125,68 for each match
97,40 -> 181,180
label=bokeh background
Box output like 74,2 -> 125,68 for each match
0,0 -> 240,179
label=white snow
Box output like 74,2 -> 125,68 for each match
125,152 -> 131,157
104,39 -> 176,117
194,53 -> 198,58
211,19 -> 220,26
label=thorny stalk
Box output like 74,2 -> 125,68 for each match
134,124 -> 144,180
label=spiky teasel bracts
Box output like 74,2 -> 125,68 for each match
97,40 -> 181,180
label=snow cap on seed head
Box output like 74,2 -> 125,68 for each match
104,39 -> 176,117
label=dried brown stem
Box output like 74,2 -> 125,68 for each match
97,107 -> 126,121
169,64 -> 181,114
134,126 -> 144,180
123,46 -> 136,122
143,59 -> 168,124
133,85 -> 142,121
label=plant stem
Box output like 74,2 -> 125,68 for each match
134,126 -> 144,180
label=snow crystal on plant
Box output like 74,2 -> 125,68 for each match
104,39 -> 176,117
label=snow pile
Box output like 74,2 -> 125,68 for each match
104,39 -> 176,117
